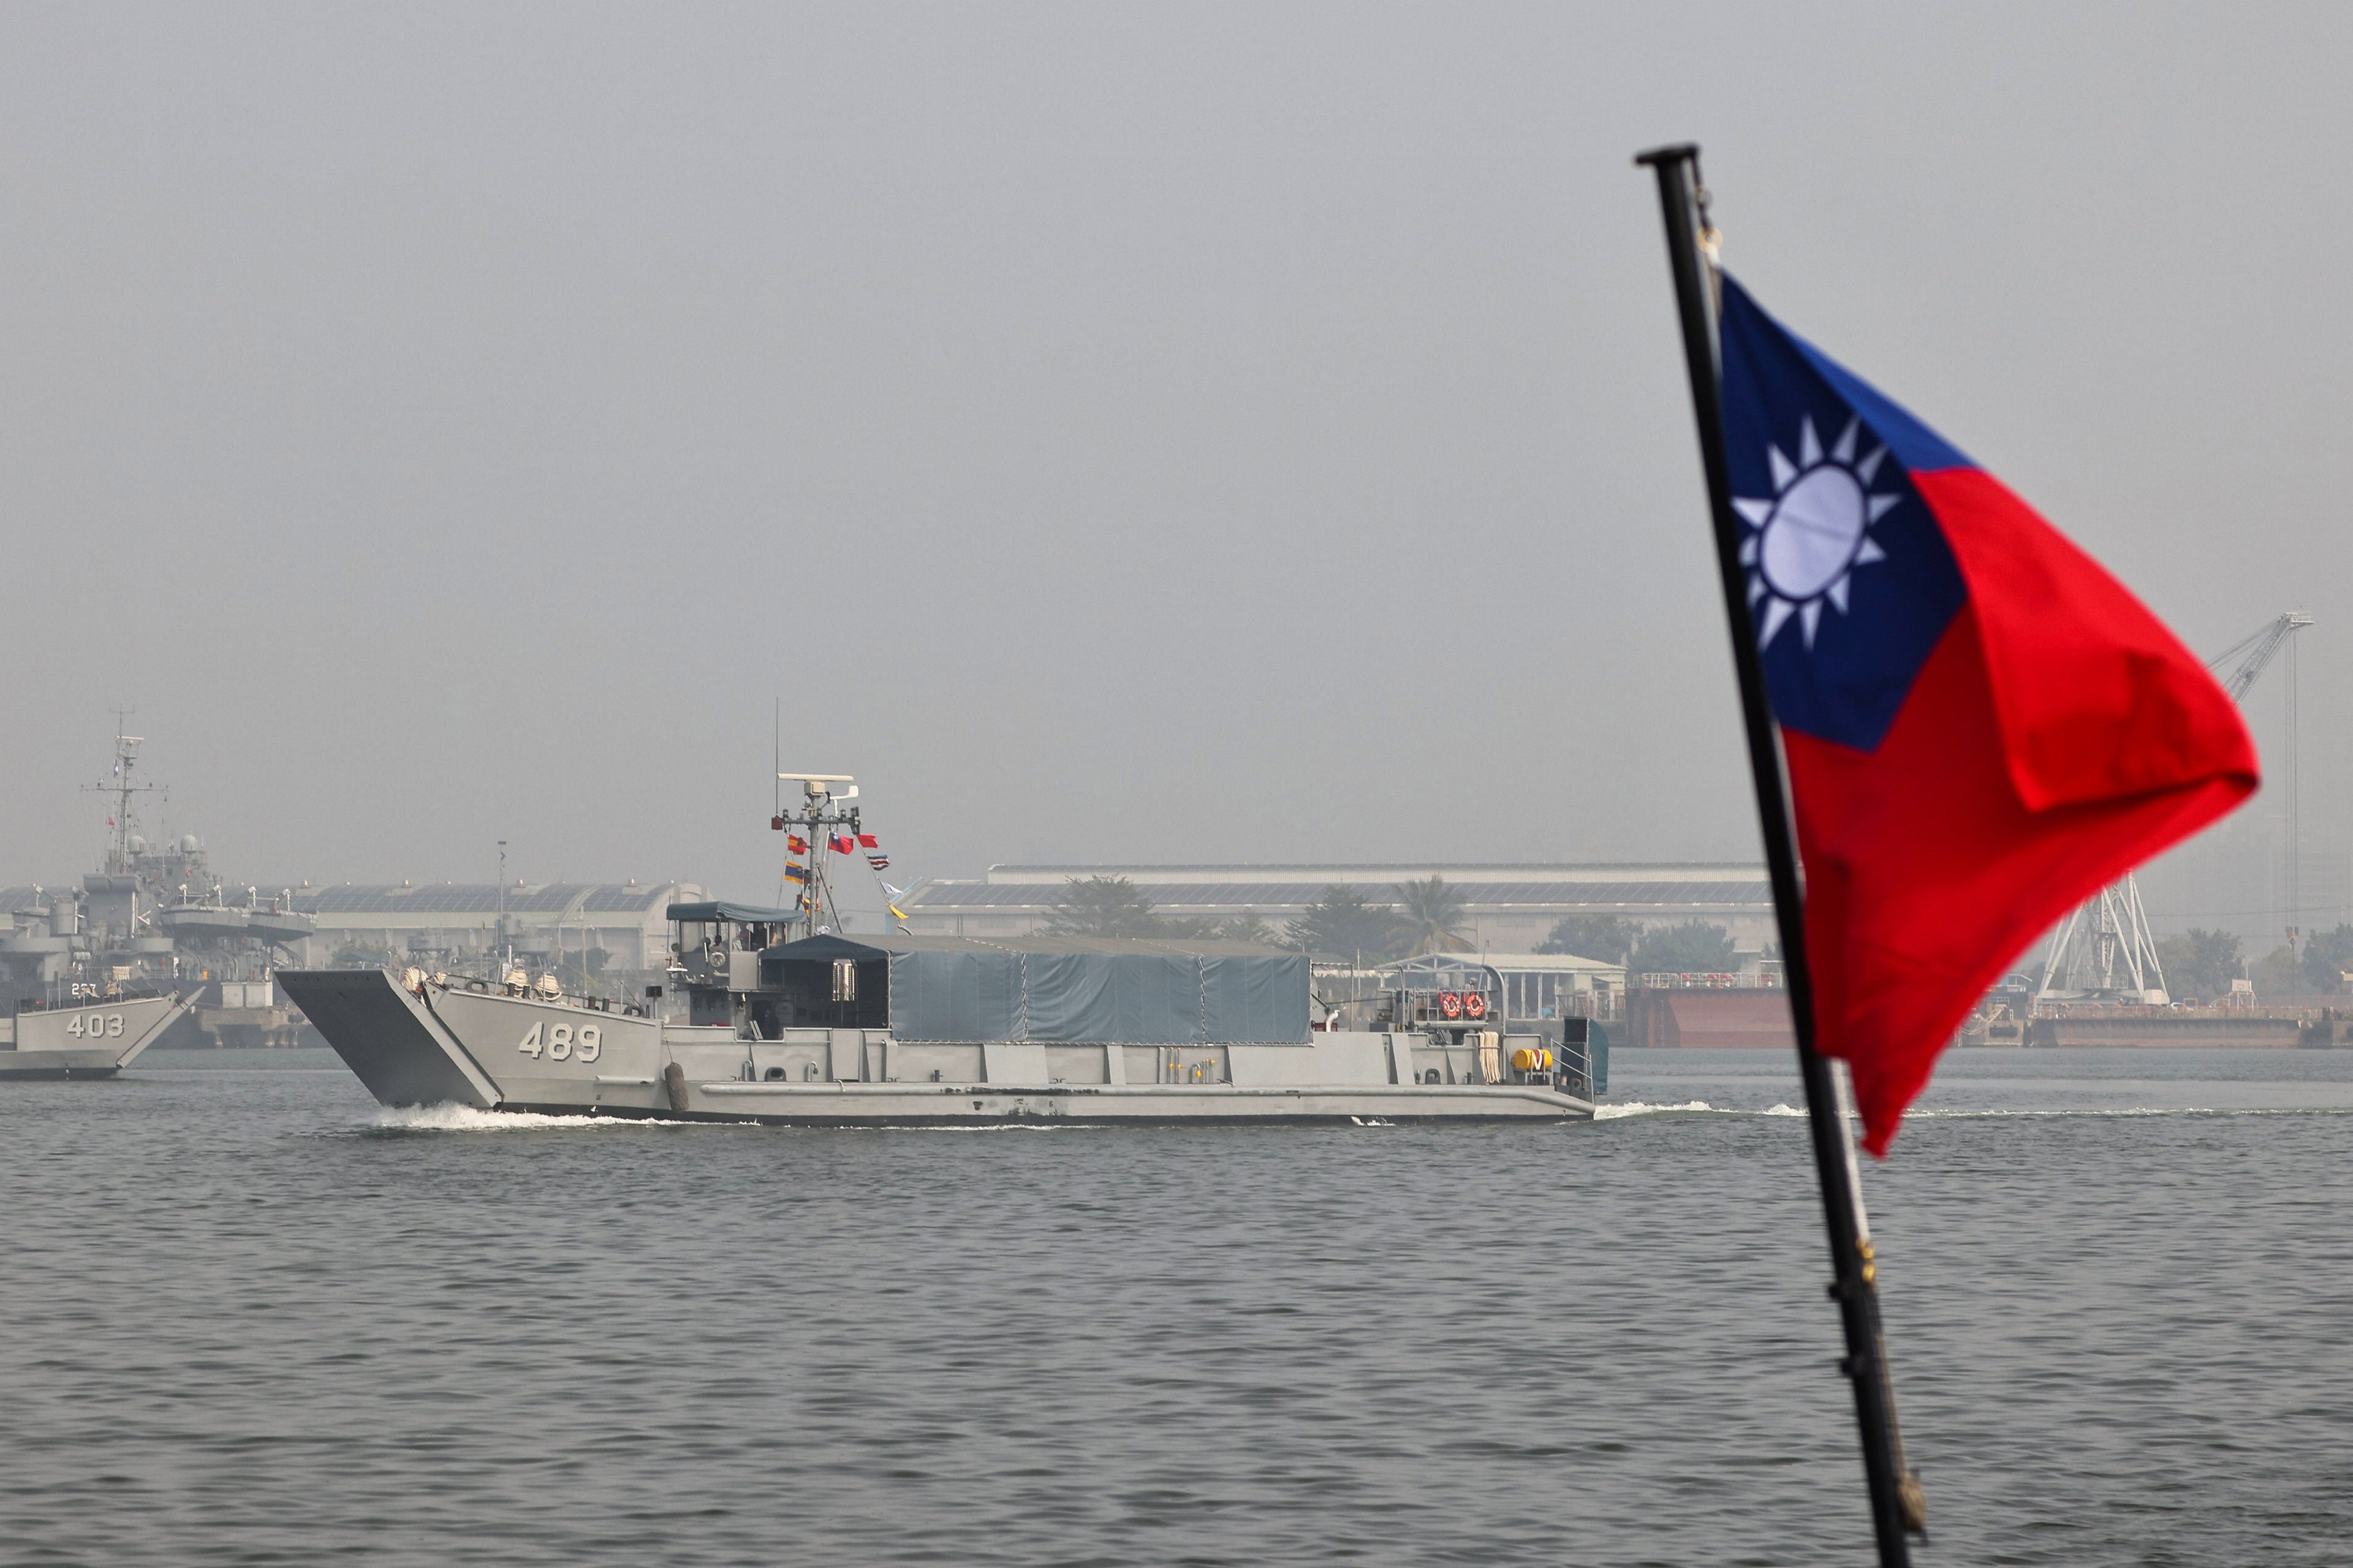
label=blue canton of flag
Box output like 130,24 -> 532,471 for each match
1718,276 -> 1967,752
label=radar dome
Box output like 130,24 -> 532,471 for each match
179,835 -> 203,853
125,835 -> 147,854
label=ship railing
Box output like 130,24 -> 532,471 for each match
387,964 -> 653,1018
1631,971 -> 1783,990
13,983 -> 179,1013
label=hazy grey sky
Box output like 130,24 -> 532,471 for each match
2,2 -> 2344,903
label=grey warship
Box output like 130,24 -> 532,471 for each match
3,726 -> 324,1075
283,775 -> 1598,1125
0,730 -> 215,1077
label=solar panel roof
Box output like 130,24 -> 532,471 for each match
287,884 -> 672,916
579,885 -> 675,912
905,879 -> 1771,909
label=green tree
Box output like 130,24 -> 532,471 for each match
1537,914 -> 1640,964
2253,943 -> 2300,998
2299,923 -> 2353,994
1286,886 -> 1403,961
1045,876 -> 1166,938
1395,876 -> 1472,956
1211,909 -> 1278,944
2154,927 -> 2242,1002
1630,920 -> 1736,975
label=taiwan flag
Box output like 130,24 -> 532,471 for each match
1716,276 -> 2256,1154
828,834 -> 855,855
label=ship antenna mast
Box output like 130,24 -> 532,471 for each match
82,707 -> 162,876
777,773 -> 858,934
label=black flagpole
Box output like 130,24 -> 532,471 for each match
1634,142 -> 1927,1565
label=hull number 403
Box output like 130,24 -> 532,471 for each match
517,1021 -> 601,1062
66,1013 -> 126,1038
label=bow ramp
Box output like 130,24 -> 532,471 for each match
278,969 -> 499,1108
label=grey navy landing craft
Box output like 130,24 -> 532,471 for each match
0,994 -> 187,1078
284,774 -> 1601,1126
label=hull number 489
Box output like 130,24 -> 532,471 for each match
517,1021 -> 601,1062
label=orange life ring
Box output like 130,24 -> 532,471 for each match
1464,992 -> 1487,1019
1439,991 -> 1463,1019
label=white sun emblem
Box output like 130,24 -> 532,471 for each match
1733,415 -> 1901,648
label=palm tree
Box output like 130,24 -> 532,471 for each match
1395,876 -> 1472,956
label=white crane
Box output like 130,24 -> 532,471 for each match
2209,612 -> 2314,705
2037,611 -> 2311,1004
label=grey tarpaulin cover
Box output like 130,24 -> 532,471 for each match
757,933 -> 1307,1043
666,900 -> 805,924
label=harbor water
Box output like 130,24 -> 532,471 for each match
5,1048 -> 2349,1566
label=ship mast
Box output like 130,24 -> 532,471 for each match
776,773 -> 859,934
82,709 -> 162,876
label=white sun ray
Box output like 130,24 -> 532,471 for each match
1730,414 -> 1908,651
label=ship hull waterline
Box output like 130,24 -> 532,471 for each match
281,969 -> 1595,1127
0,994 -> 188,1078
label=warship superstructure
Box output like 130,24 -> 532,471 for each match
1,727 -> 313,1074
286,774 -> 1599,1124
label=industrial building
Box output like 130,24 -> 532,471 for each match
896,863 -> 1776,952
279,881 -> 705,978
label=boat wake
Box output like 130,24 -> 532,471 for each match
1903,1104 -> 2352,1120
371,1104 -> 690,1132
1590,1092 -> 1741,1116
1591,1100 -> 2353,1124
1593,1100 -> 1808,1119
